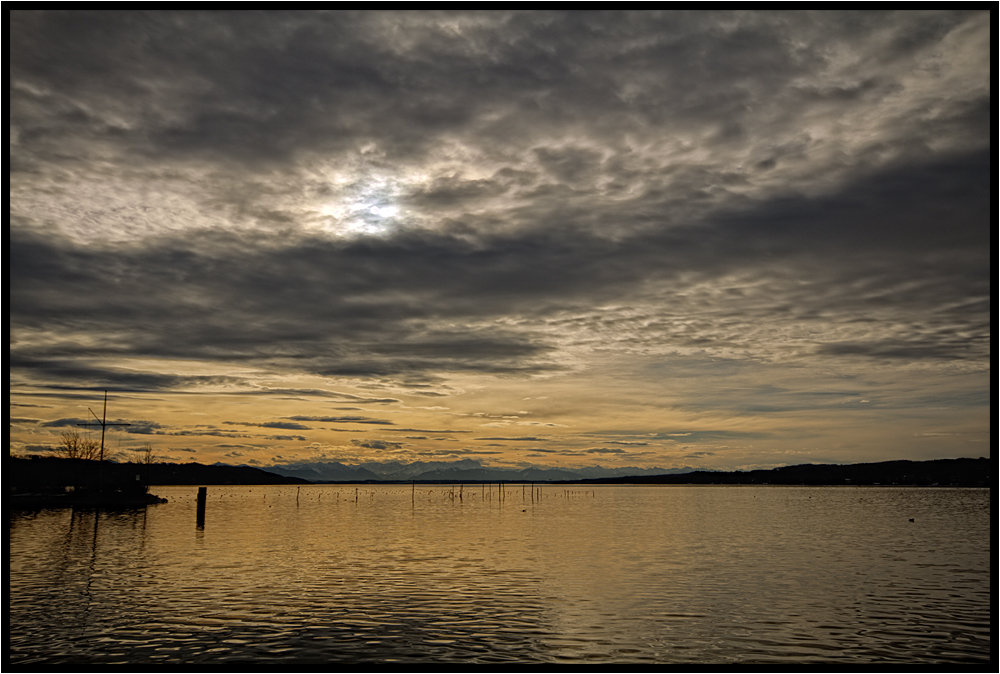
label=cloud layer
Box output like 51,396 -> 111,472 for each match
9,11 -> 990,469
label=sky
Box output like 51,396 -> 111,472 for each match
9,10 -> 991,472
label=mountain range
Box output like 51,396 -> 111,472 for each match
258,458 -> 699,483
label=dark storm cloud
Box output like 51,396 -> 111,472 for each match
8,10 -> 990,398
10,145 -> 989,385
11,11 -> 986,192
382,428 -> 471,434
223,421 -> 313,430
707,151 -> 991,264
240,389 -> 401,404
590,430 -> 773,444
121,420 -> 165,435
40,418 -> 91,428
164,429 -> 255,439
816,340 -> 986,361
37,417 -> 159,435
351,439 -> 405,450
286,415 -> 395,425
417,448 -> 505,457
12,10 -> 836,165
10,227 -> 576,379
9,353 -> 249,392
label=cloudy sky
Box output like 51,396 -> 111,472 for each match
10,10 -> 991,471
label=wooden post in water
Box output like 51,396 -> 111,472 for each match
196,486 -> 207,528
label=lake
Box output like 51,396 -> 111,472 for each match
7,484 -> 991,665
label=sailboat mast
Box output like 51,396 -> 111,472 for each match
100,390 -> 108,463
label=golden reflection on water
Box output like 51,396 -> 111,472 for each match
8,485 -> 991,664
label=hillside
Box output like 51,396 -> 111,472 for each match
576,457 -> 991,487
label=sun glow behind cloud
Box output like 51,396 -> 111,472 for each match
304,164 -> 411,237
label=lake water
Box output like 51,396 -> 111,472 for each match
8,484 -> 991,665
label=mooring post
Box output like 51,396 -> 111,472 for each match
196,486 -> 207,528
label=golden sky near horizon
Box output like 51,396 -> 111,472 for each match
9,11 -> 991,471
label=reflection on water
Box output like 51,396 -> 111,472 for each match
8,485 -> 991,664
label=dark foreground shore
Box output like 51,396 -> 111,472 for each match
8,456 -> 310,508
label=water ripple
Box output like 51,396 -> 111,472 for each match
9,486 -> 990,664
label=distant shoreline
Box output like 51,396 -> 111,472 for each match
566,457 -> 990,487
9,456 -> 989,491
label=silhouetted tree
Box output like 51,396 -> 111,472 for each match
55,430 -> 101,460
128,442 -> 158,466
126,442 -> 159,490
